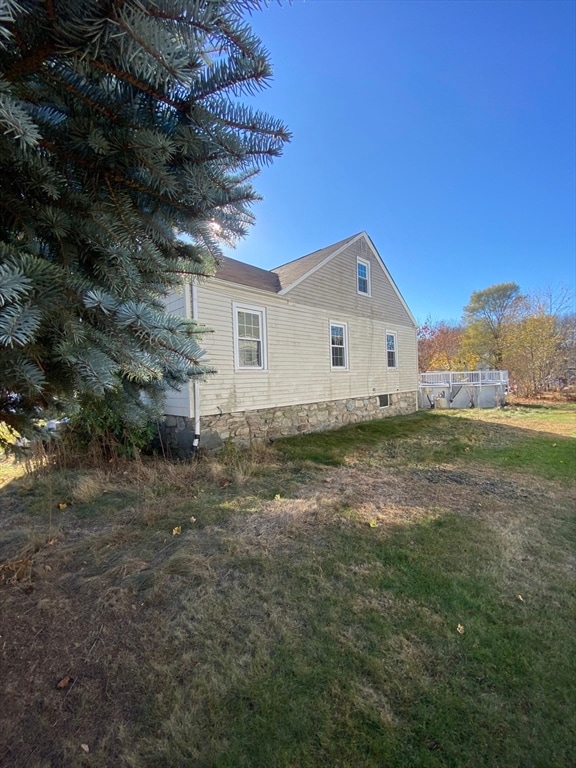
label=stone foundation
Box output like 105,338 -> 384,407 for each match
162,391 -> 418,455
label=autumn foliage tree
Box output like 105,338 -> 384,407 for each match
501,293 -> 576,396
461,283 -> 523,369
419,281 -> 575,398
417,320 -> 468,372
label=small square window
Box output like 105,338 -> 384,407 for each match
378,394 -> 389,408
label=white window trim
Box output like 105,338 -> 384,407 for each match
357,257 -> 371,296
233,302 -> 268,371
330,320 -> 349,370
386,330 -> 398,369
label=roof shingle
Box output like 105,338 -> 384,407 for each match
214,255 -> 282,293
214,233 -> 362,293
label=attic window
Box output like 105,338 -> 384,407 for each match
357,258 -> 370,295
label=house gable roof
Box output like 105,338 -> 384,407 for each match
214,233 -> 416,327
271,233 -> 361,292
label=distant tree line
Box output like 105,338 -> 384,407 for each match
418,283 -> 576,397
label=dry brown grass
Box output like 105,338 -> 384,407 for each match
0,406 -> 574,767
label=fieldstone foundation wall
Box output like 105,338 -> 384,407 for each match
162,391 -> 418,455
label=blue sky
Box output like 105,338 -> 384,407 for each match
222,0 -> 576,324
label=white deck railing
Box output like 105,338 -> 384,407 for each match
419,370 -> 509,386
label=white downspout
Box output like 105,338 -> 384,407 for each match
190,280 -> 201,452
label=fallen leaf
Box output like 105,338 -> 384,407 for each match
56,676 -> 72,690
369,519 -> 378,528
58,502 -> 67,510
80,743 -> 89,753
517,594 -> 525,602
457,624 -> 465,634
172,526 -> 181,536
274,493 -> 281,501
189,516 -> 196,523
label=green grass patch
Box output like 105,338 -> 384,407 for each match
134,508 -> 575,768
275,405 -> 576,483
274,412 -> 437,465
469,434 -> 575,481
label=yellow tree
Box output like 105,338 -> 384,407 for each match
502,294 -> 574,396
462,283 -> 523,368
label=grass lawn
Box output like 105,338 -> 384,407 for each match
0,402 -> 575,767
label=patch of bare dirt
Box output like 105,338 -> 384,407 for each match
230,462 -> 557,551
0,541 -> 151,768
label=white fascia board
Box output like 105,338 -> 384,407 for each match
362,232 -> 418,328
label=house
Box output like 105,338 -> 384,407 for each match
163,232 -> 419,452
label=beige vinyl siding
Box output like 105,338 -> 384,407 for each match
283,238 -> 415,327
164,288 -> 186,315
396,325 -> 419,391
196,280 -> 417,416
163,287 -> 193,418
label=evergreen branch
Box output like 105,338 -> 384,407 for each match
105,169 -> 190,210
1,353 -> 46,394
191,54 -> 270,101
0,302 -> 42,346
90,56 -> 184,110
104,177 -> 143,253
42,67 -> 119,123
112,5 -> 188,85
205,109 -> 291,141
0,259 -> 32,306
216,18 -> 268,61
0,90 -> 42,145
38,137 -> 106,172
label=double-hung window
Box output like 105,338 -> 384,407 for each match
386,331 -> 397,369
234,304 -> 266,369
330,322 -> 348,369
357,258 -> 370,295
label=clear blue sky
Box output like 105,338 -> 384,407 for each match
222,0 -> 576,324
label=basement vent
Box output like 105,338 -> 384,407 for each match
378,394 -> 389,408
